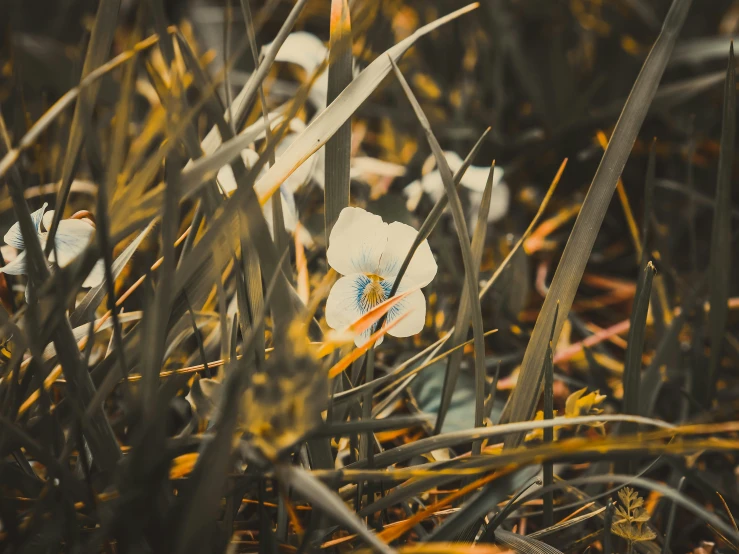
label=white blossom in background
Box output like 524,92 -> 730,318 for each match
325,207 -> 437,347
264,31 -> 331,112
0,203 -> 104,290
214,132 -> 314,245
404,151 -> 509,224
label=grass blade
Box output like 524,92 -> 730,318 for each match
253,3 -> 480,204
427,467 -> 538,542
542,306 -> 557,528
623,262 -> 656,425
69,223 -> 154,327
436,162 -> 495,438
603,500 -> 615,554
344,414 -> 673,469
45,0 -> 121,253
276,464 -> 394,554
389,58 -> 486,451
0,34 -> 159,182
660,476 -> 686,554
494,529 -> 564,554
478,159 -> 566,301
501,0 -> 694,447
324,0 -> 353,242
0,115 -> 121,473
702,43 -> 735,406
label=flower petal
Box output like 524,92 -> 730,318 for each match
377,222 -> 437,288
269,32 -> 327,76
460,165 -> 505,193
327,207 -> 388,275
468,182 -> 510,223
0,250 -> 29,275
325,273 -> 367,330
280,187 -> 299,232
49,220 -> 94,267
386,288 -> 427,338
4,203 -> 47,249
41,209 -> 54,233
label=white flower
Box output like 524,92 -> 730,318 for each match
0,203 -> 104,289
265,32 -> 330,111
404,151 -> 509,223
215,141 -> 312,246
325,207 -> 437,347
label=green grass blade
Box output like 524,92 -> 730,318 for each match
275,464 -> 395,554
324,0 -> 353,242
660,476 -> 686,554
0,115 -> 121,472
702,43 -> 735,407
382,127 -> 490,311
253,3 -> 479,204
501,0 -> 694,448
427,467 -> 538,542
0,34 -> 159,183
542,312 -> 556,528
46,0 -> 121,253
623,262 -> 656,426
494,528 -> 564,554
140,149 -> 181,417
239,0 -> 292,280
69,222 -> 153,327
435,162 -> 495,438
640,275 -> 707,415
229,0 -> 310,131
389,58 -> 486,453
345,414 -> 673,469
603,500 -> 614,554
478,160 -> 566,301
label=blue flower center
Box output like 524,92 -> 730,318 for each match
355,274 -> 393,313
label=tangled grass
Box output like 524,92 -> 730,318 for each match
1,0 -> 738,552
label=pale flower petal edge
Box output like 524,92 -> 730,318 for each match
327,207 -> 389,276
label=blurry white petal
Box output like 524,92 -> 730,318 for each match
265,33 -> 330,110
327,207 -> 388,275
417,172 -> 445,203
443,151 -> 465,173
404,151 -> 509,222
267,32 -> 327,76
351,157 -> 406,180
403,181 -> 424,212
468,182 -> 510,223
216,149 -> 261,194
377,222 -> 437,288
279,188 -> 299,232
4,203 -> 47,249
460,164 -> 505,193
386,288 -> 427,338
0,250 -> 28,275
41,209 -> 54,232
264,187 -> 299,238
49,220 -> 94,267
413,151 -> 463,203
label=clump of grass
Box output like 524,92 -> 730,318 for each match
0,0 -> 738,553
